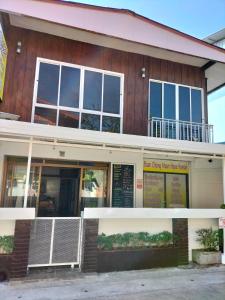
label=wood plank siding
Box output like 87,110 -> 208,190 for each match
0,22 -> 207,136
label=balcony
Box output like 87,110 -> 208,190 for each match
149,117 -> 214,143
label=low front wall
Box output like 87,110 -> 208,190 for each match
0,220 -> 15,236
81,218 -> 188,273
97,247 -> 179,272
0,220 -> 31,280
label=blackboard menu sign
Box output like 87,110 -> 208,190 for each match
112,164 -> 134,207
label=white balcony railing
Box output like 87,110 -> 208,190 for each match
149,117 -> 214,143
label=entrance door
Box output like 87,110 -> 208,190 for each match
38,167 -> 80,217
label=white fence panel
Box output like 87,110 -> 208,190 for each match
28,217 -> 82,268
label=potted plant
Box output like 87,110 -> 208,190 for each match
192,228 -> 221,265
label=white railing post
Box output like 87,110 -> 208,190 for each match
49,218 -> 55,264
23,138 -> 33,208
222,158 -> 225,264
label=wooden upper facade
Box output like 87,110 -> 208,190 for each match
0,12 -> 207,137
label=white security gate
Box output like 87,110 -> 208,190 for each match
28,218 -> 82,268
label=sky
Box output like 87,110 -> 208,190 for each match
65,0 -> 225,142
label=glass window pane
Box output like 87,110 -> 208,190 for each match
81,113 -> 100,131
27,166 -> 40,208
59,66 -> 80,108
143,173 -> 165,208
149,81 -> 162,118
4,164 -> 26,207
80,169 -> 107,210
83,70 -> 102,111
166,174 -> 187,208
164,83 -> 176,119
179,86 -> 190,121
102,116 -> 120,133
37,63 -> 59,105
34,107 -> 57,125
4,163 -> 14,207
103,75 -> 120,114
191,89 -> 202,123
58,110 -> 79,128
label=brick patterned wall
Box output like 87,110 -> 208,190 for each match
81,219 -> 99,273
172,218 -> 189,265
10,220 -> 31,278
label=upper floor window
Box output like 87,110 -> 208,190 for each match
32,59 -> 123,133
148,80 -> 207,141
149,80 -> 203,123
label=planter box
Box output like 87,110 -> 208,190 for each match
192,249 -> 221,265
97,246 -> 178,273
0,254 -> 12,281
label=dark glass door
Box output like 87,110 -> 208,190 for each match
38,167 -> 80,217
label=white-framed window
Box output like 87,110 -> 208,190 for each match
148,79 -> 204,140
32,58 -> 124,133
149,79 -> 204,123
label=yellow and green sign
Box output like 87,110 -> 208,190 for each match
0,23 -> 7,101
144,159 -> 189,174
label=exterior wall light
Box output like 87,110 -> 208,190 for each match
59,151 -> 65,157
16,41 -> 22,54
141,67 -> 146,78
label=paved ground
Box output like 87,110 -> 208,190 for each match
1,265 -> 225,300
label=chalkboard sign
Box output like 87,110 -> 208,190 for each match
112,164 -> 134,207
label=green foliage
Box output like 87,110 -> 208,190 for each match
97,231 -> 174,250
220,204 -> 225,209
0,235 -> 14,254
196,228 -> 219,252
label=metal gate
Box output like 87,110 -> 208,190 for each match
28,217 -> 82,268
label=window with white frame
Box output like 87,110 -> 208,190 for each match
32,59 -> 123,133
149,80 -> 204,140
149,80 -> 203,122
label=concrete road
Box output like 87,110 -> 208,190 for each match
1,266 -> 225,300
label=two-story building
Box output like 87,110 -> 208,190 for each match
0,0 -> 225,278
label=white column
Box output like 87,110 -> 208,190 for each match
23,138 -> 33,208
222,157 -> 225,264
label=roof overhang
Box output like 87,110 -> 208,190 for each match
1,0 -> 225,92
205,62 -> 225,93
204,28 -> 225,44
0,120 -> 225,158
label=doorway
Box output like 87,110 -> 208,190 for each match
38,167 -> 80,217
2,158 -> 109,217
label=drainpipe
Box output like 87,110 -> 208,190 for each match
222,157 -> 225,264
23,138 -> 33,208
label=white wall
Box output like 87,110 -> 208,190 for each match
190,158 -> 223,208
0,141 -> 224,209
188,218 -> 218,261
0,220 -> 15,236
98,218 -> 172,235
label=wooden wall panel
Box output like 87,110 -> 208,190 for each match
0,23 -> 206,136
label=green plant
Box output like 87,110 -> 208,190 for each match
220,204 -> 225,209
0,235 -> 14,254
196,228 -> 219,252
97,231 -> 174,250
